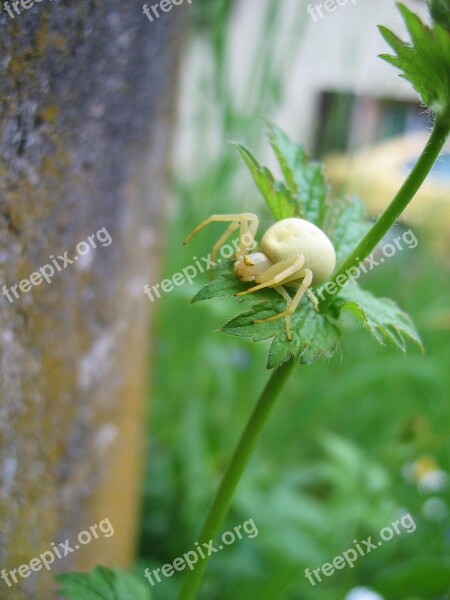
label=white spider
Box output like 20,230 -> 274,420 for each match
184,213 -> 336,340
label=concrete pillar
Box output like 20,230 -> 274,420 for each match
0,2 -> 186,597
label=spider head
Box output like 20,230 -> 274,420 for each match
234,252 -> 272,282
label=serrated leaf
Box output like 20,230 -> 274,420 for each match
233,143 -> 296,221
331,284 -> 423,352
56,566 -> 152,600
323,196 -> 372,263
267,122 -> 328,226
379,4 -> 450,120
193,263 -> 341,369
224,298 -> 341,369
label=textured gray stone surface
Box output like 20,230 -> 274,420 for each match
0,2 -> 185,597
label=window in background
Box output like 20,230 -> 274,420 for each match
314,90 -> 429,157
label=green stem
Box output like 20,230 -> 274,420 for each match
320,118 -> 449,310
177,359 -> 295,600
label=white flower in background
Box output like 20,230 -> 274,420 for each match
419,470 -> 448,493
422,497 -> 448,521
403,456 -> 448,493
345,587 -> 385,600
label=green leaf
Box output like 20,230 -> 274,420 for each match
193,263 -> 341,369
379,3 -> 450,121
192,265 -> 422,367
331,284 -> 423,352
225,300 -> 341,369
233,143 -> 296,221
233,124 -> 329,226
429,0 -> 450,31
56,566 -> 152,600
191,262 -> 252,303
266,122 -> 303,197
267,122 -> 328,226
323,195 -> 372,263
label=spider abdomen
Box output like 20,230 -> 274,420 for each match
260,218 -> 336,285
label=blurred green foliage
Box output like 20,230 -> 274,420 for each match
137,2 -> 450,599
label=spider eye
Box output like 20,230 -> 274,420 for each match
244,255 -> 255,267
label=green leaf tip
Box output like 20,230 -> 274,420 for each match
379,3 -> 450,122
233,123 -> 329,226
232,142 -> 297,221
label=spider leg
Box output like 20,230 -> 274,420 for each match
236,254 -> 306,295
183,213 -> 259,245
274,285 -> 292,304
274,286 -> 292,339
306,288 -> 319,312
237,216 -> 259,258
212,216 -> 260,278
254,268 -> 314,340
184,213 -> 259,279
210,222 -> 240,280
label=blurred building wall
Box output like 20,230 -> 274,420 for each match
277,0 -> 428,147
232,0 -> 428,149
174,0 -> 429,174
